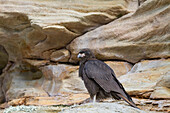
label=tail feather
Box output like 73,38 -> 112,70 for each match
116,93 -> 140,109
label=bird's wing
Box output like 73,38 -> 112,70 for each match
84,59 -> 125,94
83,59 -> 138,109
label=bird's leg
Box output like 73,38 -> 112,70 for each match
93,95 -> 96,104
138,0 -> 140,6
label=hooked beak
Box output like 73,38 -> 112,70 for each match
77,53 -> 85,58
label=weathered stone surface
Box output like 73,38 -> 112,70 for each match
134,98 -> 170,112
150,72 -> 170,99
0,12 -> 32,62
1,60 -> 132,104
0,110 -> 3,113
0,76 -> 5,103
105,61 -> 132,77
2,101 -> 150,113
40,61 -> 132,95
150,87 -> 170,99
50,49 -> 70,62
58,66 -> 87,94
2,63 -> 48,101
0,0 -> 130,61
26,93 -> 89,106
8,98 -> 26,106
0,62 -> 14,104
1,0 -> 130,28
60,102 -> 146,113
119,59 -> 170,98
0,1 -> 169,113
0,45 -> 8,74
0,93 -> 89,107
23,59 -> 50,67
40,64 -> 87,96
1,97 -> 169,112
68,0 -> 170,63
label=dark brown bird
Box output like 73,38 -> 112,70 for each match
77,48 -> 139,109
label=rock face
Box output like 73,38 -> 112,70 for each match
2,63 -> 48,102
119,59 -> 170,99
105,61 -> 132,77
50,49 -> 70,62
40,64 -> 87,96
60,102 -> 146,113
0,76 -> 5,103
2,102 -> 147,113
68,0 -> 170,63
0,0 -> 130,62
40,61 -> 131,96
0,0 -> 169,112
26,94 -> 89,106
0,60 -> 132,104
0,0 -> 132,105
150,71 -> 170,99
0,45 -> 8,103
0,45 -> 8,74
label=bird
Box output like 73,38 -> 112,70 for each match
77,48 -> 139,109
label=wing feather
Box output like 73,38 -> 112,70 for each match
84,60 -> 125,95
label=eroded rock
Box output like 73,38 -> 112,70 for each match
40,64 -> 87,96
26,93 -> 89,106
134,98 -> 170,112
0,76 -> 5,104
119,59 -> 170,99
150,72 -> 170,99
40,61 -> 132,96
60,102 -> 146,113
105,61 -> 132,77
0,1 -> 169,113
68,0 -> 170,63
0,45 -> 8,103
2,63 -> 48,102
0,45 -> 8,75
0,0 -> 130,61
50,49 -> 70,62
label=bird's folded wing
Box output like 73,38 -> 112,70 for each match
84,60 -> 124,93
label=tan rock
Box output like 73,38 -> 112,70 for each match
41,61 -> 132,95
119,59 -> 170,98
0,76 -> 5,103
40,65 -> 64,96
0,110 -> 3,113
59,102 -> 145,113
50,49 -> 70,62
0,12 -> 32,62
40,64 -> 87,96
133,98 -> 170,112
1,0 -> 129,30
150,72 -> 170,99
2,63 -> 48,101
155,72 -> 170,88
2,61 -> 131,102
105,61 -> 132,77
67,0 -> 170,63
26,93 -> 89,106
8,98 -> 26,106
23,59 -> 50,67
58,66 -> 87,94
0,0 -> 130,61
0,102 -> 9,109
0,45 -> 8,74
150,87 -> 170,99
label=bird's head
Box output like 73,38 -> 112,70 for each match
77,48 -> 95,60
